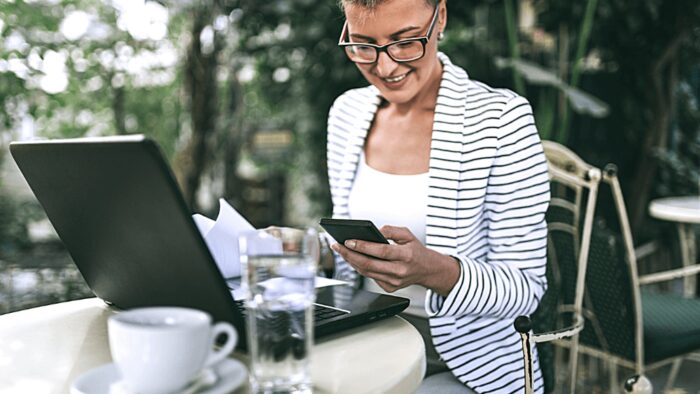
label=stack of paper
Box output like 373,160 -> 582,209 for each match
192,198 -> 255,278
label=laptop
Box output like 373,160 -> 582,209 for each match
9,135 -> 409,351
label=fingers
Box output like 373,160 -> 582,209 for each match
331,243 -> 407,284
379,225 -> 416,244
344,238 -> 405,261
345,237 -> 415,268
332,243 -> 389,274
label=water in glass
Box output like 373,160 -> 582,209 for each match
241,228 -> 318,394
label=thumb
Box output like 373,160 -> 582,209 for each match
379,225 -> 415,244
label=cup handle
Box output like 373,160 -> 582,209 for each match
204,322 -> 237,368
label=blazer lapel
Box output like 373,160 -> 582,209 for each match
425,53 -> 469,254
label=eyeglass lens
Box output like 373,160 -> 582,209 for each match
344,40 -> 424,63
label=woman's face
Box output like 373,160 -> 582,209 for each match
343,0 -> 446,107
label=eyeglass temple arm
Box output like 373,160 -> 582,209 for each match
338,21 -> 348,45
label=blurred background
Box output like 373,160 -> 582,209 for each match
0,0 -> 698,335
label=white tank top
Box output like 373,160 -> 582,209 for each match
347,151 -> 429,317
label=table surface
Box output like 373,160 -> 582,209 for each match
649,196 -> 700,224
0,298 -> 425,394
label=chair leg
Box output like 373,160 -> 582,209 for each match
514,317 -> 534,394
664,358 -> 683,392
568,336 -> 580,393
588,352 -> 598,384
677,223 -> 697,298
555,342 -> 565,387
608,359 -> 619,394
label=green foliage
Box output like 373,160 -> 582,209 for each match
230,0 -> 365,215
503,0 -> 526,94
537,0 -> 700,230
655,80 -> 700,196
0,0 -> 184,158
0,191 -> 43,254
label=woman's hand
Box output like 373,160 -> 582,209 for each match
330,225 -> 460,297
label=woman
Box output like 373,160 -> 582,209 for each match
326,0 -> 550,392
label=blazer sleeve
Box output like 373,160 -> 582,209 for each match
426,95 -> 550,319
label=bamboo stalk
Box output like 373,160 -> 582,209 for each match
503,0 -> 525,94
571,0 -> 599,88
560,0 -> 599,142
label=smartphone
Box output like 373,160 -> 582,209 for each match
319,218 -> 389,245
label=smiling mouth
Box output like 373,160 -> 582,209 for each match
381,72 -> 410,83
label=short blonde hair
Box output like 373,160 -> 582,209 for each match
339,0 -> 438,10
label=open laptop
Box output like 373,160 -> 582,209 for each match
9,135 -> 409,351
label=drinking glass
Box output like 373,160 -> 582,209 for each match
239,227 -> 319,394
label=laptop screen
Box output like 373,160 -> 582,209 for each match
10,136 -> 245,338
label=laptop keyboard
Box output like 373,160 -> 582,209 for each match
233,299 -> 347,322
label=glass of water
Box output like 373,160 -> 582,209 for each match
239,227 -> 319,394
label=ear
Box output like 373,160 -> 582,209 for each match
438,1 -> 447,34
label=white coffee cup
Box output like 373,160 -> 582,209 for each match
108,307 -> 237,394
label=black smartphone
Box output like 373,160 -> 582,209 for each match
319,218 -> 389,245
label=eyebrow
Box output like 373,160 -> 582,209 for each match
349,26 -> 421,42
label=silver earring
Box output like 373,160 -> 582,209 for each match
438,31 -> 444,41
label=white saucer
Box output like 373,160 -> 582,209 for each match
71,358 -> 247,394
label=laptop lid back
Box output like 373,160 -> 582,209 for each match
9,136 -> 246,343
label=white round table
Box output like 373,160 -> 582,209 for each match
0,298 -> 425,394
649,196 -> 700,296
649,196 -> 700,224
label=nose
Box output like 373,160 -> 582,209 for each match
374,51 -> 399,77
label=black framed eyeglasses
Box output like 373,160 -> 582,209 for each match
338,4 -> 439,64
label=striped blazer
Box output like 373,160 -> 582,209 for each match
326,53 -> 550,393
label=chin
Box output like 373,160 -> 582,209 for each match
373,85 -> 419,105
366,71 -> 425,106
378,91 -> 413,105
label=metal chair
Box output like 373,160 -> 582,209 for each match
515,140 -> 602,394
575,164 -> 700,392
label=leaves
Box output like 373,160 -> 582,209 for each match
495,57 -> 610,117
0,0 -> 185,159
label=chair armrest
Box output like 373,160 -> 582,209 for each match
638,264 -> 700,285
531,314 -> 584,344
515,313 -> 584,344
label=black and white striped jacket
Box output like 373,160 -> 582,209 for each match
326,53 -> 549,393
